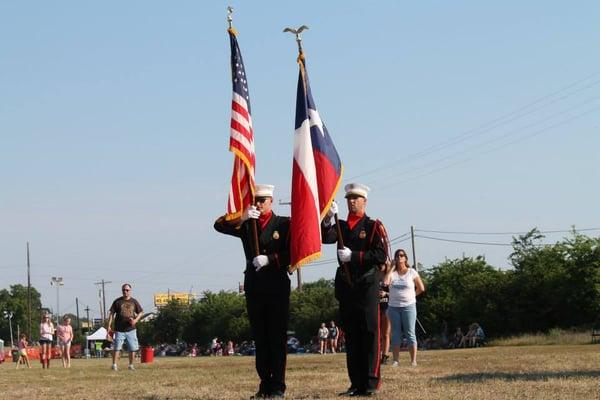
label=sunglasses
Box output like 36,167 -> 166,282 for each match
397,254 -> 407,258
255,197 -> 269,203
122,288 -> 131,292
346,194 -> 363,200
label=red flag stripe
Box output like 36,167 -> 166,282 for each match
231,100 -> 250,122
230,119 -> 253,144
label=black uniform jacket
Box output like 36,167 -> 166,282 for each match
214,213 -> 291,296
322,215 -> 387,302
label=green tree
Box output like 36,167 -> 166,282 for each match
136,320 -> 156,346
289,279 -> 338,343
183,290 -> 249,346
0,284 -> 43,342
419,256 -> 510,336
152,299 -> 192,344
509,229 -> 600,331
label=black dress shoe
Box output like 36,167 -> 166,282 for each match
250,391 -> 269,399
353,388 -> 379,397
339,387 -> 359,396
270,390 -> 285,398
348,389 -> 379,397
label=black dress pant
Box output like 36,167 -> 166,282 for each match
246,293 -> 290,394
339,280 -> 381,392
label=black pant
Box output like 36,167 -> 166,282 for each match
339,281 -> 381,392
246,293 -> 290,394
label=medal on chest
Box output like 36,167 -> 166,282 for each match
359,230 -> 367,239
273,231 -> 280,240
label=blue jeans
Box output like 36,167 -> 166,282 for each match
387,304 -> 417,347
113,329 -> 139,352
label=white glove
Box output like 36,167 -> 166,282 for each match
338,247 -> 352,263
252,255 -> 269,271
330,201 -> 339,215
242,206 -> 260,222
324,201 -> 339,227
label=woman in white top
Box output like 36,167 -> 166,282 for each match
39,314 -> 55,369
384,249 -> 425,367
318,323 -> 329,354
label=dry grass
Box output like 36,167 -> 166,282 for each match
2,345 -> 600,399
489,328 -> 593,346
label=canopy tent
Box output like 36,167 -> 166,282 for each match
86,327 -> 107,341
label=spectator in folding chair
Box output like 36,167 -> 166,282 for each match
471,323 -> 485,347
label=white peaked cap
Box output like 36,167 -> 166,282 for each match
344,183 -> 370,199
255,184 -> 275,197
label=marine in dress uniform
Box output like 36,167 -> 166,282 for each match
322,183 -> 387,397
214,184 -> 290,399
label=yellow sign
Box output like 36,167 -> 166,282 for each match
153,292 -> 195,307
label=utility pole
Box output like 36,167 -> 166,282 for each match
94,279 -> 112,324
84,306 -> 90,331
75,297 -> 81,333
26,242 -> 32,340
410,225 -> 418,271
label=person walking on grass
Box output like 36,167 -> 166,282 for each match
15,333 -> 31,369
384,249 -> 425,367
318,322 -> 329,354
39,313 -> 54,369
328,321 -> 339,354
57,315 -> 74,368
106,283 -> 143,371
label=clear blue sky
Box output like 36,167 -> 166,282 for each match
2,1 -> 599,318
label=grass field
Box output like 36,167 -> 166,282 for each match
2,345 -> 600,399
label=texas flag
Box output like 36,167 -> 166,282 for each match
290,57 -> 343,270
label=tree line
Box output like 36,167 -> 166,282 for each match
3,229 -> 599,347
137,229 -> 600,346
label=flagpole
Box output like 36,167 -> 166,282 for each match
284,26 -> 352,285
228,6 -> 260,257
334,214 -> 353,287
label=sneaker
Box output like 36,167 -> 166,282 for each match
381,354 -> 389,365
128,364 -> 135,371
411,361 -> 418,367
111,364 -> 118,371
392,361 -> 399,367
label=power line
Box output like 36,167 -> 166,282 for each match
371,96 -> 599,187
390,236 -> 411,245
389,232 -> 411,242
415,234 -> 513,246
375,103 -> 600,189
416,227 -> 600,235
350,71 -> 600,181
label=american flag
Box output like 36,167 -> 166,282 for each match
290,57 -> 343,270
226,29 -> 255,221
